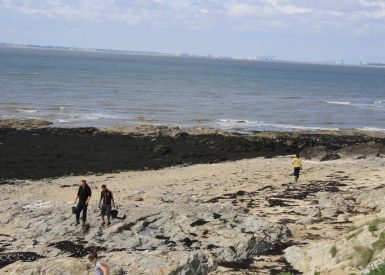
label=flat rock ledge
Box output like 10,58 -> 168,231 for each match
0,188 -> 290,274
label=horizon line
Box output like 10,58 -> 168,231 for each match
1,41 -> 384,68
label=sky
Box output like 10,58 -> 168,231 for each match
1,0 -> 385,63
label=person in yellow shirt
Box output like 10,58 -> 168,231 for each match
292,154 -> 303,182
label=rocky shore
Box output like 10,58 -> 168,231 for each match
1,119 -> 385,274
1,119 -> 384,180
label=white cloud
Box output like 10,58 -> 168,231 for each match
279,5 -> 312,15
227,3 -> 258,17
199,8 -> 209,15
226,2 -> 311,17
1,0 -> 385,33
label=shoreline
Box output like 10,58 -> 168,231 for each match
1,119 -> 385,274
1,119 -> 385,180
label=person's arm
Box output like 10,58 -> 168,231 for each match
85,187 -> 91,205
111,192 -> 115,208
74,188 -> 79,204
100,263 -> 109,275
99,192 -> 103,208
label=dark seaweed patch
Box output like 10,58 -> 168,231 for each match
218,258 -> 254,270
269,257 -> 301,275
49,241 -> 106,258
180,237 -> 198,247
213,213 -> 221,219
190,219 -> 209,227
260,241 -> 298,256
268,180 -> 343,207
207,244 -> 219,250
267,198 -> 292,207
0,252 -> 44,268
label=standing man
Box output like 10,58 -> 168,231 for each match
99,184 -> 115,226
74,179 -> 92,226
292,154 -> 303,182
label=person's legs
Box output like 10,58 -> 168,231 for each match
82,204 -> 88,225
294,168 -> 300,182
106,205 -> 112,225
75,203 -> 83,225
101,205 -> 106,225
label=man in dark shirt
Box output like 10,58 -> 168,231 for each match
74,179 -> 92,226
99,184 -> 115,226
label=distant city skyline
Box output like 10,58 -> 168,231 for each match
1,0 -> 385,63
3,41 -> 384,67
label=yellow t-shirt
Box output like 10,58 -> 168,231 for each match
292,158 -> 302,168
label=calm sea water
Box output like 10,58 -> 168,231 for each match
1,47 -> 385,132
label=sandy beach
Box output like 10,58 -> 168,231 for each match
1,121 -> 385,274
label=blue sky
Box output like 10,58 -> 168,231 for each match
1,0 -> 385,63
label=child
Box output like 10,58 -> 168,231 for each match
292,154 -> 303,182
88,252 -> 110,275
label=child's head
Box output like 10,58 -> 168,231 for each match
88,252 -> 98,264
296,154 -> 300,158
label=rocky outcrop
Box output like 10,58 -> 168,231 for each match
337,142 -> 385,158
284,219 -> 385,275
0,184 -> 289,274
284,185 -> 385,275
1,251 -> 215,275
0,118 -> 52,129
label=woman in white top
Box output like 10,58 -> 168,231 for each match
88,252 -> 110,275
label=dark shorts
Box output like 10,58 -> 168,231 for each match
101,204 -> 112,216
294,167 -> 301,177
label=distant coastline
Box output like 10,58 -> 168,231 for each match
2,41 -> 384,67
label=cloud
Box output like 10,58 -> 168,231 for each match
227,3 -> 259,17
279,5 -> 312,15
226,2 -> 311,17
1,0 -> 385,34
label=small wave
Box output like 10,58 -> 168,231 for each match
353,103 -> 384,110
66,113 -> 121,121
16,109 -> 38,113
326,100 -> 384,110
218,119 -> 339,132
56,119 -> 69,124
46,106 -> 66,111
356,127 -> 385,132
325,101 -> 352,106
128,117 -> 159,123
27,116 -> 44,120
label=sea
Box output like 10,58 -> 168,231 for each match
1,47 -> 385,133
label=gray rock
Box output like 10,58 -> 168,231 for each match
160,193 -> 176,203
0,187 -> 289,274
